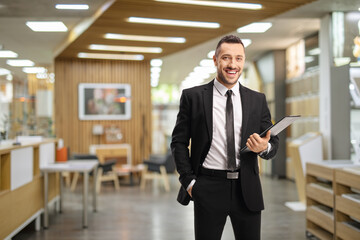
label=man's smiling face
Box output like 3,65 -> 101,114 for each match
213,42 -> 245,89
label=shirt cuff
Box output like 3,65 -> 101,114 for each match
259,142 -> 272,157
186,179 -> 196,191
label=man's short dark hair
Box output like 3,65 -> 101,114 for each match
215,35 -> 244,57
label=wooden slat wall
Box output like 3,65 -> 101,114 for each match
54,58 -> 151,165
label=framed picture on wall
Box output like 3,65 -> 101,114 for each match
78,83 -> 131,120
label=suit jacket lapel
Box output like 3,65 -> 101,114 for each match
240,84 -> 250,148
203,80 -> 214,142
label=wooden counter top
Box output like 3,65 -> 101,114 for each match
0,138 -> 58,154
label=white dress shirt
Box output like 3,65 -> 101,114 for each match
202,79 -> 242,170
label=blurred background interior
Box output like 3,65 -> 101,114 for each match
1,0 -> 360,239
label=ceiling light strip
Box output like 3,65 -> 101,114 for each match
78,52 -> 144,61
89,44 -> 162,53
237,22 -> 272,33
0,68 -> 11,75
6,59 -> 35,67
156,0 -> 262,10
127,17 -> 220,28
26,21 -> 68,32
104,33 -> 186,43
151,59 -> 163,67
0,50 -> 18,58
55,4 -> 89,10
22,67 -> 47,74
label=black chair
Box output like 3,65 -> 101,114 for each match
70,154 -> 119,192
140,151 -> 176,192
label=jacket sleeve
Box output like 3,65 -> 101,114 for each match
258,93 -> 279,160
170,90 -> 196,189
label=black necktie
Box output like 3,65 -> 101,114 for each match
226,90 -> 236,171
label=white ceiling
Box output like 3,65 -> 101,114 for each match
0,0 -> 108,81
160,0 -> 360,85
0,0 -> 359,85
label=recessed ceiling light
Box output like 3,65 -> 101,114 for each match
151,77 -> 160,87
199,59 -> 214,67
207,50 -> 215,58
0,50 -> 18,58
156,0 -> 262,10
55,4 -> 89,10
26,21 -> 68,32
6,59 -> 35,67
0,68 -> 11,75
104,33 -> 186,43
237,22 -> 272,33
151,67 -> 162,73
22,67 -> 47,74
127,17 -> 220,28
242,39 -> 252,47
151,72 -> 160,79
89,44 -> 162,53
78,52 -> 144,61
150,59 -> 163,67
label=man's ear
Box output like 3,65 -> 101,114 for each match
213,55 -> 218,67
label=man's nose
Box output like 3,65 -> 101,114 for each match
228,59 -> 236,67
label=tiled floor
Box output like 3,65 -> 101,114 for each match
14,175 -> 306,240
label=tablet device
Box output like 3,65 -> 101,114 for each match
241,115 -> 301,153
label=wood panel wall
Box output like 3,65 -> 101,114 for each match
54,58 -> 151,165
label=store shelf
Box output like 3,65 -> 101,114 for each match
306,182 -> 333,207
307,226 -> 333,240
336,221 -> 360,240
306,162 -> 337,239
307,205 -> 334,233
286,68 -> 320,180
335,168 -> 360,240
306,162 -> 335,181
286,68 -> 320,139
306,161 -> 357,239
336,194 -> 360,220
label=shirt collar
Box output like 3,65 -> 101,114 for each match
214,78 -> 239,96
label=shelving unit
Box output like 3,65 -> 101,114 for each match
286,68 -> 320,180
335,167 -> 360,240
306,162 -> 360,240
306,162 -> 336,239
286,68 -> 319,140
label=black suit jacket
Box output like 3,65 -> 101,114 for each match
171,80 -> 279,212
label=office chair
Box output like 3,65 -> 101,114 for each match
140,151 -> 176,192
70,153 -> 120,193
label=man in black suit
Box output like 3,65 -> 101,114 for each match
171,35 -> 279,240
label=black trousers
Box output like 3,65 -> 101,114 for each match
191,172 -> 261,240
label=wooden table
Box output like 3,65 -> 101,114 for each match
40,160 -> 98,228
116,164 -> 145,186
